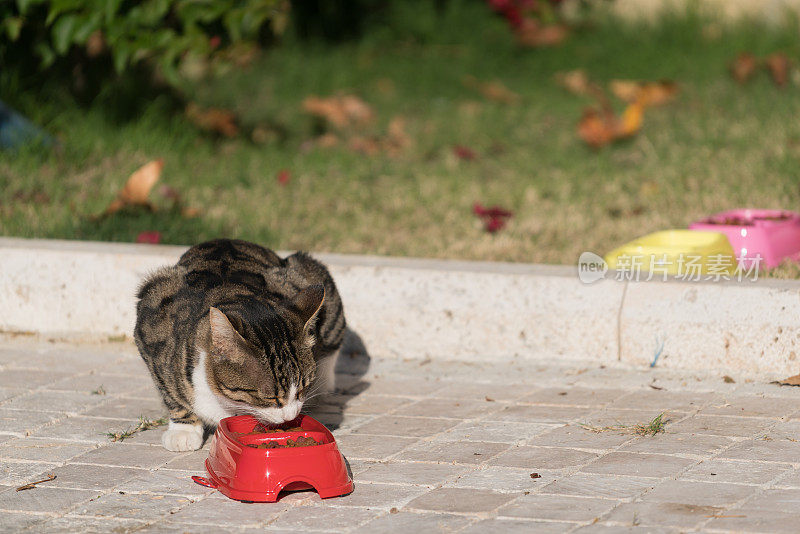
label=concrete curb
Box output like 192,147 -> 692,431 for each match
606,0 -> 800,24
1,237 -> 799,377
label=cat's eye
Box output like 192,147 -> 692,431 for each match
222,386 -> 258,394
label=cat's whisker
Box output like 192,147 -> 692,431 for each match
300,381 -> 326,401
303,382 -> 325,401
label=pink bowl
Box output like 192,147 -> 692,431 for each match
689,209 -> 800,268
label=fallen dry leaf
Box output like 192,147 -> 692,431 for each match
304,109 -> 409,157
555,69 -> 592,96
609,80 -> 640,102
618,100 -> 644,136
464,76 -> 520,104
516,19 -> 568,47
185,103 -> 239,137
347,117 -> 411,157
610,80 -> 678,107
766,53 -> 790,87
730,52 -> 759,83
772,373 -> 800,386
578,108 -> 615,149
120,160 -> 163,205
101,159 -> 164,216
340,95 -> 374,124
181,206 -> 201,218
316,133 -> 340,148
387,117 -> 409,146
578,101 -> 643,149
349,136 -> 382,156
638,81 -> 679,106
385,116 -> 412,155
303,97 -> 347,127
302,95 -> 374,129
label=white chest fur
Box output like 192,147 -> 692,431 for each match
191,349 -> 231,424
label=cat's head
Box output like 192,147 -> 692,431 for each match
204,285 -> 325,424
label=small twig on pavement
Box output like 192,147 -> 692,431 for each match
16,474 -> 56,491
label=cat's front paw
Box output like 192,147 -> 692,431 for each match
162,422 -> 204,451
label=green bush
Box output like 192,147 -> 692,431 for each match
1,0 -> 282,85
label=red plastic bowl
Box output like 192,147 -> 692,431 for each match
192,414 -> 353,502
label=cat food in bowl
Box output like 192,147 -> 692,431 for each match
192,414 -> 353,502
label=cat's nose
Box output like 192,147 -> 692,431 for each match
282,402 -> 302,422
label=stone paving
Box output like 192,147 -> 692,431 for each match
0,340 -> 799,533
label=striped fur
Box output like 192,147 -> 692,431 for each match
134,239 -> 346,445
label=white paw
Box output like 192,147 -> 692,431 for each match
162,422 -> 204,452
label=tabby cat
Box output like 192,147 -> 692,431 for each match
134,239 -> 346,451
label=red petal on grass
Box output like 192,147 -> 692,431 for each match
484,217 -> 507,233
473,202 -> 513,218
473,202 -> 513,233
454,145 -> 477,160
277,169 -> 291,185
484,206 -> 513,218
136,231 -> 161,244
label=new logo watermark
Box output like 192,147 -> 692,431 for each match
578,252 -> 608,284
578,252 -> 762,284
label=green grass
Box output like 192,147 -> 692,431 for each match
3,2 -> 800,273
582,412 -> 669,436
106,416 -> 168,442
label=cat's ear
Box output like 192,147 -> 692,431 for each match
208,307 -> 250,362
289,284 -> 325,331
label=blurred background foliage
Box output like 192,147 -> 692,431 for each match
1,0 -> 288,108
3,0 -> 800,275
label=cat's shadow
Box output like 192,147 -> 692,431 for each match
304,327 -> 372,432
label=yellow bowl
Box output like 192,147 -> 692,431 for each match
604,230 -> 736,276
